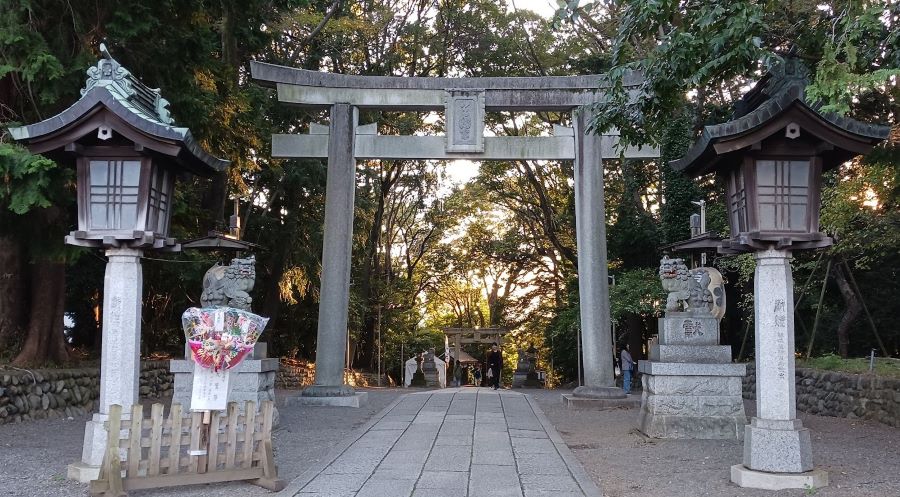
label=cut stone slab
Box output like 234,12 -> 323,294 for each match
648,344 -> 733,363
561,393 -> 640,410
638,361 -> 746,376
658,312 -> 719,345
742,417 -> 813,473
730,464 -> 828,490
285,391 -> 368,407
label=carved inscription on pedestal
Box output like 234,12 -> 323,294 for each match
682,318 -> 705,338
774,298 -> 788,380
445,89 -> 485,152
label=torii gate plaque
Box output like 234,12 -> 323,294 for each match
251,62 -> 658,406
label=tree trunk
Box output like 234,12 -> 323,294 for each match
625,312 -> 644,361
833,263 -> 861,359
357,164 -> 401,372
0,235 -> 25,350
12,260 -> 68,365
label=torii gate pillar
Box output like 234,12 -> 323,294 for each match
571,110 -> 623,400
292,103 -> 368,407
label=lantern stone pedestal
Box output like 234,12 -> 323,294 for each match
730,249 -> 827,489
68,248 -> 143,482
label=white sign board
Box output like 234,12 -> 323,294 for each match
190,362 -> 230,411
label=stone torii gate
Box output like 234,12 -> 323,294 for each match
444,327 -> 510,364
251,62 -> 658,405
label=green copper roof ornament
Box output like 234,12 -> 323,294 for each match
81,42 -> 174,126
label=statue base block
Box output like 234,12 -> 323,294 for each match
512,372 -> 528,388
637,361 -> 746,439
171,348 -> 279,425
649,344 -> 733,363
423,370 -> 441,388
512,371 -> 541,388
658,313 -> 720,346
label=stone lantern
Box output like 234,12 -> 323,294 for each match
8,44 -> 227,481
671,58 -> 889,490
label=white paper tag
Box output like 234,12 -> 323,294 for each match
190,362 -> 229,411
214,310 -> 225,332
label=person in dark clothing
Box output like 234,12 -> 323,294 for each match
487,342 -> 503,390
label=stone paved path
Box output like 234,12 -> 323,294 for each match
278,388 -> 602,497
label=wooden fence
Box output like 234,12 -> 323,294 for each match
90,400 -> 284,496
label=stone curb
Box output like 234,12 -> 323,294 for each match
276,391 -> 406,497
525,393 -> 604,497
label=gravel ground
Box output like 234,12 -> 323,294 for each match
531,389 -> 900,497
1,387 -> 898,497
0,388 -> 402,497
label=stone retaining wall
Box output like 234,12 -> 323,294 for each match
742,363 -> 900,428
276,359 -> 394,389
0,361 -> 172,425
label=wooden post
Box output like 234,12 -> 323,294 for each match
197,410 -> 211,474
206,410 -> 221,473
148,404 -> 163,476
127,405 -> 143,477
241,401 -> 257,469
168,404 -> 183,475
225,403 -> 239,469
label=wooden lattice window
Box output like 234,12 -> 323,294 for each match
88,159 -> 141,230
729,169 -> 748,234
755,159 -> 810,232
147,165 -> 173,234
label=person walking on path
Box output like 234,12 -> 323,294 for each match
620,344 -> 635,394
487,342 -> 503,390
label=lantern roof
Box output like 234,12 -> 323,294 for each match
181,231 -> 259,251
671,58 -> 890,177
7,44 -> 228,176
660,231 -> 723,254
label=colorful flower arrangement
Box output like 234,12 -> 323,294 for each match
181,307 -> 269,371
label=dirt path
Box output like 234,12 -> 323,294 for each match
0,389 -> 404,497
531,389 -> 900,497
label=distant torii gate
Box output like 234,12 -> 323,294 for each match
251,62 -> 659,405
443,327 -> 510,365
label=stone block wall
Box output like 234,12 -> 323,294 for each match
276,358 -> 394,389
0,361 -> 172,425
742,363 -> 900,428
